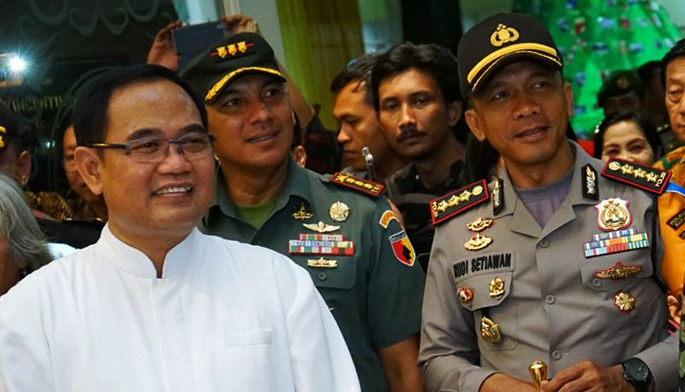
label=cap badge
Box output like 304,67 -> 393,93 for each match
490,24 -> 520,47
616,77 -> 629,89
211,42 -> 254,59
0,126 -> 5,148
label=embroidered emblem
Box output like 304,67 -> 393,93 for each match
490,24 -> 520,47
379,210 -> 399,228
307,257 -> 338,268
430,180 -> 489,225
667,208 -> 685,231
389,231 -> 416,267
464,233 -> 493,251
582,164 -> 599,200
595,262 -> 642,280
329,201 -> 350,222
583,228 -> 649,258
614,291 -> 636,313
481,316 -> 502,344
492,178 -> 505,215
210,42 -> 254,59
303,221 -> 340,233
466,217 -> 494,232
595,198 -> 631,232
458,287 -> 474,306
489,277 -> 505,299
602,157 -> 671,195
292,203 -> 313,220
329,172 -> 384,197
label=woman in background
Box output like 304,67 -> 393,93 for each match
594,110 -> 663,165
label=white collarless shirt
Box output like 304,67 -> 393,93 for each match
0,225 -> 359,392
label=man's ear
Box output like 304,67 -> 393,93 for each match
564,83 -> 574,118
465,108 -> 487,142
447,100 -> 463,127
74,146 -> 104,196
16,150 -> 31,188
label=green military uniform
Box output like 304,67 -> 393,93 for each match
201,160 -> 425,392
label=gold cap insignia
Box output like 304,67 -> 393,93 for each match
490,24 -> 520,47
616,77 -> 629,89
464,233 -> 493,251
489,277 -> 505,299
303,221 -> 340,233
329,201 -> 350,222
481,316 -> 502,343
614,291 -> 636,313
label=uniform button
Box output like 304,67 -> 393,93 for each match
545,295 -> 555,304
317,272 -> 327,281
539,239 -> 549,248
592,278 -> 601,287
552,351 -> 562,360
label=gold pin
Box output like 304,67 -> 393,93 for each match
614,291 -> 636,313
480,316 -> 502,344
292,203 -> 314,220
329,201 -> 350,222
464,233 -> 493,251
303,221 -> 340,233
466,217 -> 494,232
307,257 -> 338,268
595,198 -> 631,231
489,277 -> 505,299
595,262 -> 642,280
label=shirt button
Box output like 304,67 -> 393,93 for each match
317,272 -> 327,281
539,239 -> 549,248
592,278 -> 601,287
545,295 -> 555,304
552,351 -> 562,360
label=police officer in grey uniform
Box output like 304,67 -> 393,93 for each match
419,13 -> 677,392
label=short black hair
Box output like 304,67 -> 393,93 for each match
661,38 -> 685,88
637,60 -> 662,86
593,110 -> 663,159
72,64 -> 208,147
330,53 -> 381,107
371,42 -> 462,112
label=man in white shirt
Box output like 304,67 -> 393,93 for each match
0,64 -> 360,392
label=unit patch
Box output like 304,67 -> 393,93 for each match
453,253 -> 513,279
430,180 -> 489,225
602,157 -> 671,195
379,210 -> 400,228
492,178 -> 505,215
667,208 -> 685,231
330,172 -> 384,197
389,231 -> 416,267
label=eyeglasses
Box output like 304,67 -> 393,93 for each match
89,133 -> 216,163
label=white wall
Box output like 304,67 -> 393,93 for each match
235,0 -> 287,66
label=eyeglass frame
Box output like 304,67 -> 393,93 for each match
88,133 -> 216,161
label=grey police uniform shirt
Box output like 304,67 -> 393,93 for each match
419,142 -> 677,392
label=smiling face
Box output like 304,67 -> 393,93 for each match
665,56 -> 685,142
465,61 -> 574,169
333,81 -> 392,171
75,79 -> 215,245
206,73 -> 294,171
377,68 -> 460,161
600,120 -> 655,166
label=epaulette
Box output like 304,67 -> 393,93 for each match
329,172 -> 385,198
601,157 -> 671,195
430,179 -> 489,226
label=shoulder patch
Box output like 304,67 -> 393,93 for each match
329,172 -> 385,198
430,180 -> 489,226
601,157 -> 671,195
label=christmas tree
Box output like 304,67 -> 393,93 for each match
512,0 -> 681,139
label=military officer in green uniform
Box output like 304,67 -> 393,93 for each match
181,33 -> 425,392
419,13 -> 677,392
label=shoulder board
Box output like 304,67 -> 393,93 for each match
601,157 -> 671,195
329,172 -> 385,198
430,179 -> 489,226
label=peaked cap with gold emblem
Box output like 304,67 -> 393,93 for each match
181,32 -> 286,104
457,13 -> 563,97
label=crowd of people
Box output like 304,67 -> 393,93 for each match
0,10 -> 683,392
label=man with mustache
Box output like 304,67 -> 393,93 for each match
371,43 -> 468,271
420,13 -> 677,392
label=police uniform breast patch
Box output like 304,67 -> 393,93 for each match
329,172 -> 384,198
601,157 -> 671,195
430,180 -> 489,225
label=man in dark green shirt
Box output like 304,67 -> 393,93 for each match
182,32 -> 425,392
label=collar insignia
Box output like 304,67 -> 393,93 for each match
582,164 -> 599,200
492,178 -> 505,215
430,180 -> 489,225
602,157 -> 671,195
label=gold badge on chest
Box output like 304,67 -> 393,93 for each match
464,233 -> 493,251
480,316 -> 502,344
614,291 -> 636,313
595,198 -> 631,232
489,277 -> 505,299
329,201 -> 350,222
